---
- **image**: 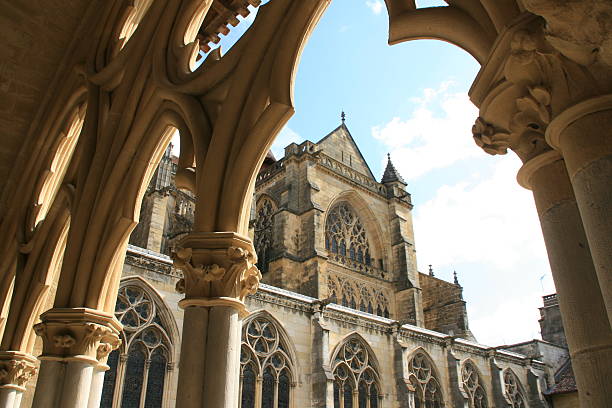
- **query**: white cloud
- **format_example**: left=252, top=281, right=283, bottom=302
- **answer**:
left=271, top=126, right=302, bottom=159
left=372, top=83, right=480, bottom=180
left=413, top=155, right=547, bottom=271
left=365, top=0, right=384, bottom=15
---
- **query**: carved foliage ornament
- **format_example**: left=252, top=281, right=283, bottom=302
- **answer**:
left=0, top=358, right=37, bottom=389
left=34, top=321, right=121, bottom=363
left=173, top=246, right=261, bottom=301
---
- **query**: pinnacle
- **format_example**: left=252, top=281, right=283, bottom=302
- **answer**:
left=381, top=153, right=406, bottom=184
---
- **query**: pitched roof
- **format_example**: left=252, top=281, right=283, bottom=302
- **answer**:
left=316, top=122, right=376, bottom=180
left=381, top=154, right=406, bottom=184
left=544, top=359, right=577, bottom=395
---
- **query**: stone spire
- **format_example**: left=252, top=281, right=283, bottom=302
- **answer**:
left=381, top=153, right=406, bottom=184
left=454, top=270, right=460, bottom=285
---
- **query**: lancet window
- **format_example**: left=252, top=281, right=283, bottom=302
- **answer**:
left=461, top=361, right=488, bottom=408
left=407, top=352, right=444, bottom=408
left=254, top=197, right=276, bottom=274
left=240, top=315, right=295, bottom=408
left=100, top=283, right=174, bottom=408
left=332, top=337, right=381, bottom=408
left=503, top=370, right=526, bottom=408
left=325, top=203, right=371, bottom=266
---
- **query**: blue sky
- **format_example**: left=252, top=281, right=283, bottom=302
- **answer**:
left=196, top=0, right=557, bottom=346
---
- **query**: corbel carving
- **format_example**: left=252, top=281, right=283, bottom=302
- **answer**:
left=0, top=353, right=38, bottom=390
left=472, top=117, right=511, bottom=155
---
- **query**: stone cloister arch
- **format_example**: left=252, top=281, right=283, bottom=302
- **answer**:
left=0, top=0, right=610, bottom=407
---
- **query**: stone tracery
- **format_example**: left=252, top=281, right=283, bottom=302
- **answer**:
left=326, top=203, right=371, bottom=266
left=100, top=283, right=174, bottom=408
left=407, top=351, right=444, bottom=408
left=240, top=315, right=294, bottom=408
left=253, top=197, right=276, bottom=274
left=503, top=369, right=526, bottom=408
left=461, top=361, right=488, bottom=408
left=332, top=337, right=380, bottom=408
left=327, top=274, right=390, bottom=318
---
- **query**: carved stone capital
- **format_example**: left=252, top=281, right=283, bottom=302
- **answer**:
left=471, top=15, right=612, bottom=170
left=34, top=308, right=122, bottom=365
left=0, top=352, right=37, bottom=391
left=172, top=232, right=262, bottom=305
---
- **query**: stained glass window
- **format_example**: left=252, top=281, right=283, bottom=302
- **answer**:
left=503, top=370, right=527, bottom=408
left=462, top=361, right=488, bottom=408
left=240, top=315, right=295, bottom=408
left=332, top=337, right=381, bottom=408
left=254, top=198, right=275, bottom=273
left=100, top=283, right=175, bottom=408
left=121, top=344, right=146, bottom=408
left=408, top=352, right=443, bottom=408
left=325, top=203, right=370, bottom=266
left=144, top=348, right=167, bottom=407
left=100, top=350, right=119, bottom=408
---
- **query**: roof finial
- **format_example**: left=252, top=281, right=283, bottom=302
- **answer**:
left=429, top=264, right=434, bottom=277
left=341, top=110, right=346, bottom=123
left=454, top=270, right=460, bottom=285
left=387, top=152, right=391, bottom=161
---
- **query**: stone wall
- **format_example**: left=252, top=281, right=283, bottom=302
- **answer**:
left=419, top=272, right=473, bottom=340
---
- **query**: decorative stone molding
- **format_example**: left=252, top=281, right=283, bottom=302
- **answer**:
left=0, top=352, right=37, bottom=391
left=172, top=232, right=262, bottom=305
left=34, top=308, right=122, bottom=365
left=471, top=16, right=612, bottom=172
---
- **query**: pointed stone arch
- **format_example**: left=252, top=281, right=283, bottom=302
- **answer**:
left=502, top=368, right=528, bottom=408
left=330, top=333, right=383, bottom=408
left=324, top=191, right=387, bottom=274
left=460, top=359, right=489, bottom=408
left=240, top=310, right=298, bottom=408
left=405, top=347, right=445, bottom=408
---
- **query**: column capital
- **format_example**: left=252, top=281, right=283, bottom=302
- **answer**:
left=33, top=308, right=122, bottom=365
left=470, top=14, right=612, bottom=184
left=172, top=232, right=262, bottom=313
left=0, top=351, right=37, bottom=391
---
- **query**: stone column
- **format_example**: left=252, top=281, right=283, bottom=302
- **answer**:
left=172, top=232, right=261, bottom=408
left=517, top=152, right=612, bottom=407
left=0, top=352, right=37, bottom=408
left=87, top=362, right=109, bottom=408
left=31, top=308, right=121, bottom=408
left=546, top=97, right=612, bottom=325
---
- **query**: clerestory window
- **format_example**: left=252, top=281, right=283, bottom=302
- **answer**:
left=407, top=352, right=444, bottom=408
left=325, top=203, right=371, bottom=266
left=332, top=337, right=381, bottom=408
left=240, top=315, right=295, bottom=408
left=100, top=284, right=174, bottom=408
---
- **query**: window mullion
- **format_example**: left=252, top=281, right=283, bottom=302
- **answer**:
left=139, top=358, right=151, bottom=408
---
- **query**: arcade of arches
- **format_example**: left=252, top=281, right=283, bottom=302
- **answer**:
left=0, top=0, right=611, bottom=407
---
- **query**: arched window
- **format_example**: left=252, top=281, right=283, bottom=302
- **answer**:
left=407, top=351, right=444, bottom=408
left=100, top=283, right=175, bottom=408
left=254, top=197, right=276, bottom=273
left=240, top=315, right=295, bottom=408
left=503, top=370, right=527, bottom=408
left=332, top=337, right=381, bottom=408
left=325, top=203, right=371, bottom=266
left=461, top=361, right=488, bottom=408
